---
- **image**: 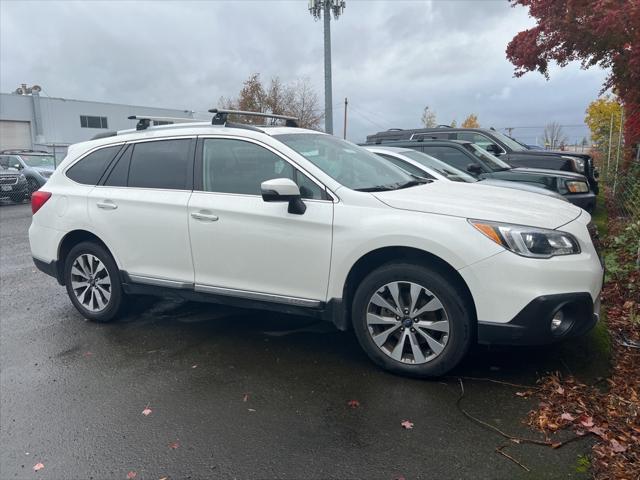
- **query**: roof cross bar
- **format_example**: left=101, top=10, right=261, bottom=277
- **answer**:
left=208, top=109, right=299, bottom=128
left=127, top=115, right=198, bottom=131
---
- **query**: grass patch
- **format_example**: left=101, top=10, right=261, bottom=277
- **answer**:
left=592, top=191, right=608, bottom=237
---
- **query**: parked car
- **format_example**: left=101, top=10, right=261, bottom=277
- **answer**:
left=364, top=146, right=569, bottom=202
left=0, top=163, right=29, bottom=202
left=362, top=139, right=595, bottom=211
left=0, top=150, right=57, bottom=194
left=365, top=127, right=599, bottom=194
left=29, top=110, right=603, bottom=377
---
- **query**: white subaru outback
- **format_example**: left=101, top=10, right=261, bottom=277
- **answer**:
left=29, top=110, right=603, bottom=377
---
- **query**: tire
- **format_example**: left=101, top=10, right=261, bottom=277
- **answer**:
left=64, top=241, right=126, bottom=322
left=351, top=263, right=473, bottom=378
left=27, top=178, right=39, bottom=194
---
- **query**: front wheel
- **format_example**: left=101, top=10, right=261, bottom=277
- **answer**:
left=352, top=263, right=473, bottom=377
left=27, top=178, right=40, bottom=194
left=64, top=241, right=126, bottom=322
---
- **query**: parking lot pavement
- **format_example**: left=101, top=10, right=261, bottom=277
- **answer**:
left=1, top=202, right=597, bottom=479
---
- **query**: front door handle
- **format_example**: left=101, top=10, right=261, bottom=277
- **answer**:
left=191, top=211, right=219, bottom=222
left=97, top=200, right=117, bottom=210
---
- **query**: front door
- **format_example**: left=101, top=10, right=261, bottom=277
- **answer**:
left=188, top=137, right=333, bottom=304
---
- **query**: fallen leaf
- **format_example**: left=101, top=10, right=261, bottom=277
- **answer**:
left=248, top=408, right=256, bottom=412
left=347, top=399, right=360, bottom=408
left=191, top=364, right=197, bottom=369
left=515, top=391, right=528, bottom=397
left=580, top=416, right=594, bottom=428
left=168, top=441, right=179, bottom=449
left=159, top=477, right=168, bottom=480
left=126, top=472, right=137, bottom=479
left=243, top=393, right=249, bottom=402
left=610, top=439, right=627, bottom=453
left=142, top=407, right=152, bottom=417
left=556, top=386, right=565, bottom=395
left=401, top=420, right=414, bottom=430
left=588, top=426, right=607, bottom=439
left=33, top=463, right=44, bottom=472
left=561, top=412, right=575, bottom=421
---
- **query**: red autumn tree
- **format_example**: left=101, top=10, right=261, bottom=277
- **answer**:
left=506, top=0, right=640, bottom=160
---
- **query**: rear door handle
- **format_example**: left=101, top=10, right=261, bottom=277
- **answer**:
left=97, top=200, right=117, bottom=210
left=191, top=211, right=219, bottom=222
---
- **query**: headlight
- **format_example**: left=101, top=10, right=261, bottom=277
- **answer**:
left=469, top=220, right=581, bottom=258
left=562, top=156, right=585, bottom=173
left=566, top=180, right=589, bottom=193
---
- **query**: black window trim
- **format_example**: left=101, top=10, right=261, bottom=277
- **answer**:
left=193, top=135, right=337, bottom=202
left=64, top=142, right=126, bottom=186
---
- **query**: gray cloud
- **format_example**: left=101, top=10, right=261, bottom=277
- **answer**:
left=1, top=0, right=608, bottom=143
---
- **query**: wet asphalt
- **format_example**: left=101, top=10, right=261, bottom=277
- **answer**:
left=1, top=202, right=601, bottom=480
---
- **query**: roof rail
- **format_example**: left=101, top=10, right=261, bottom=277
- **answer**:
left=0, top=148, right=49, bottom=154
left=208, top=109, right=299, bottom=128
left=127, top=115, right=199, bottom=131
left=436, top=124, right=452, bottom=128
left=91, top=131, right=118, bottom=140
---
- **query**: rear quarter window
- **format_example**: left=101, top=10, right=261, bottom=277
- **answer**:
left=66, top=145, right=123, bottom=185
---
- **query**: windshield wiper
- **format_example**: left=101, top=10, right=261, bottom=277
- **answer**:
left=354, top=185, right=397, bottom=192
left=393, top=177, right=432, bottom=190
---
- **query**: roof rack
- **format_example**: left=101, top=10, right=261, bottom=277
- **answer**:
left=0, top=149, right=49, bottom=154
left=127, top=115, right=200, bottom=131
left=208, top=109, right=299, bottom=128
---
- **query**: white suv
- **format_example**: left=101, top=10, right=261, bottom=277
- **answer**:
left=29, top=110, right=603, bottom=377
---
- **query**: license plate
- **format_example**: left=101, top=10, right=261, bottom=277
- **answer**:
left=1, top=185, right=12, bottom=191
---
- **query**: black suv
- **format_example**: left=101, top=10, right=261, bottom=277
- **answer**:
left=365, top=127, right=599, bottom=194
left=360, top=139, right=596, bottom=211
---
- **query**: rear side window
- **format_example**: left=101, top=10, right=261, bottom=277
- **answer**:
left=127, top=139, right=191, bottom=190
left=66, top=145, right=122, bottom=185
left=103, top=145, right=132, bottom=187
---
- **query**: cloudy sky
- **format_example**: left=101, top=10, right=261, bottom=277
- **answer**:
left=1, top=0, right=609, bottom=143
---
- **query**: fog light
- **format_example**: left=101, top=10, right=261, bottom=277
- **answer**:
left=551, top=310, right=564, bottom=332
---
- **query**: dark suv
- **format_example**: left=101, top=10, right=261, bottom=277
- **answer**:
left=360, top=139, right=596, bottom=211
left=365, top=127, right=599, bottom=194
left=0, top=150, right=57, bottom=194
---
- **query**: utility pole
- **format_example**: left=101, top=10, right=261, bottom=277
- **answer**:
left=613, top=106, right=624, bottom=196
left=309, top=0, right=346, bottom=135
left=606, top=112, right=614, bottom=175
left=343, top=97, right=348, bottom=139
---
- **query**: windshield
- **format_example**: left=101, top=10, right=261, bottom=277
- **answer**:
left=463, top=144, right=512, bottom=172
left=21, top=154, right=56, bottom=168
left=400, top=150, right=476, bottom=183
left=489, top=130, right=527, bottom=152
left=275, top=133, right=416, bottom=191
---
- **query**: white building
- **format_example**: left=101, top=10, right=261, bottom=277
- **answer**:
left=0, top=86, right=205, bottom=160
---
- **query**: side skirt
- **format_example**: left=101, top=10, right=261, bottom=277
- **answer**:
left=120, top=272, right=348, bottom=330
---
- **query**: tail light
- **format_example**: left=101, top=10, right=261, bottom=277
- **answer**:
left=31, top=191, right=52, bottom=214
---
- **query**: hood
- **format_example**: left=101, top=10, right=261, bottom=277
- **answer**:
left=479, top=178, right=568, bottom=201
left=372, top=181, right=582, bottom=229
left=510, top=167, right=588, bottom=181
left=33, top=166, right=54, bottom=176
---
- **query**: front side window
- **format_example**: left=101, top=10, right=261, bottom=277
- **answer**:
left=461, top=144, right=511, bottom=172
left=401, top=151, right=476, bottom=183
left=376, top=153, right=434, bottom=179
left=127, top=139, right=191, bottom=190
left=275, top=134, right=413, bottom=191
left=66, top=145, right=123, bottom=185
left=200, top=138, right=325, bottom=199
left=80, top=115, right=108, bottom=129
left=420, top=146, right=478, bottom=173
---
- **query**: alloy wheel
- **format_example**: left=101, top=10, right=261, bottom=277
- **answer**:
left=366, top=281, right=450, bottom=364
left=70, top=254, right=112, bottom=312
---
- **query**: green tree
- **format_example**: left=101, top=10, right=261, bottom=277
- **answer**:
left=421, top=106, right=437, bottom=128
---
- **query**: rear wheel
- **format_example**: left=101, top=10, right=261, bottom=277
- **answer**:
left=64, top=241, right=126, bottom=322
left=352, top=263, right=473, bottom=377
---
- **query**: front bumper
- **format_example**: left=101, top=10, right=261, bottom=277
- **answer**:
left=565, top=192, right=596, bottom=212
left=0, top=181, right=29, bottom=199
left=477, top=292, right=599, bottom=345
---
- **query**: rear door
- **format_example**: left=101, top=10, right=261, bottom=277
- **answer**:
left=188, top=137, right=333, bottom=303
left=87, top=137, right=195, bottom=285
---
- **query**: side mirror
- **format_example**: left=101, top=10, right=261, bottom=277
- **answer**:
left=261, top=178, right=306, bottom=215
left=466, top=163, right=483, bottom=175
left=485, top=144, right=501, bottom=155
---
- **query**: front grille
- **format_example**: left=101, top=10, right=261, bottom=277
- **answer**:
left=587, top=221, right=603, bottom=266
left=0, top=175, right=18, bottom=185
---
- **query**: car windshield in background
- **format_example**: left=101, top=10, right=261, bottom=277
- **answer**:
left=400, top=150, right=477, bottom=183
left=275, top=133, right=416, bottom=191
left=489, top=130, right=527, bottom=152
left=464, top=144, right=512, bottom=172
left=21, top=155, right=56, bottom=168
